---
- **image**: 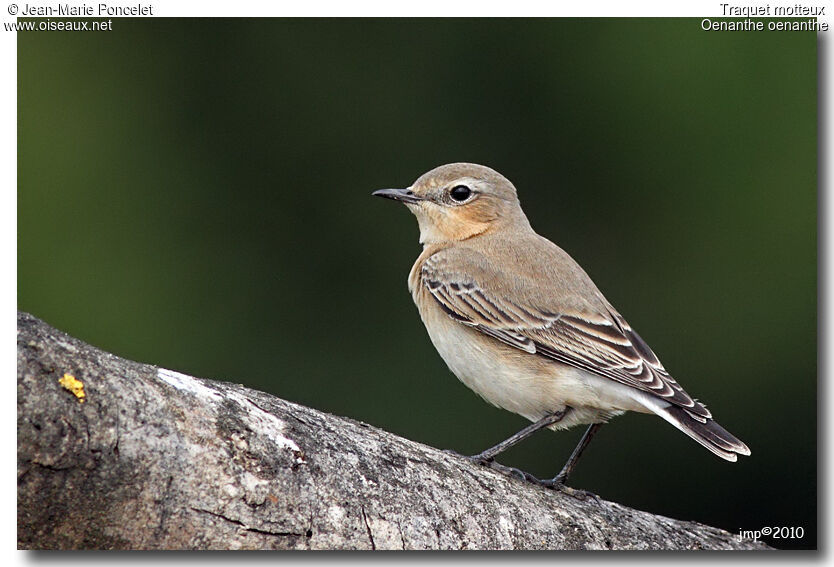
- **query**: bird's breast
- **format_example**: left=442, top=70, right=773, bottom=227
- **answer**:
left=407, top=250, right=645, bottom=428
left=412, top=284, right=591, bottom=425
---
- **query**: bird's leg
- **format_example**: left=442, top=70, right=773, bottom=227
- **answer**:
left=449, top=409, right=571, bottom=481
left=470, top=408, right=570, bottom=463
left=446, top=411, right=603, bottom=500
left=541, top=422, right=604, bottom=489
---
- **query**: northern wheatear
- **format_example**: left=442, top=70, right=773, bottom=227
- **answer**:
left=373, top=162, right=750, bottom=492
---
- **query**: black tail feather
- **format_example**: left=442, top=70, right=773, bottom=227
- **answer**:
left=663, top=405, right=751, bottom=461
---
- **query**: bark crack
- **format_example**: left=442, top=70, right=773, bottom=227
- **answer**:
left=191, top=507, right=304, bottom=538
left=396, top=518, right=407, bottom=550
left=360, top=505, right=376, bottom=550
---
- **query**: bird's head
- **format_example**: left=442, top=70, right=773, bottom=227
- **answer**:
left=373, top=163, right=531, bottom=245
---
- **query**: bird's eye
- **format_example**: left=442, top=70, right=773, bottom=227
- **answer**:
left=450, top=185, right=472, bottom=202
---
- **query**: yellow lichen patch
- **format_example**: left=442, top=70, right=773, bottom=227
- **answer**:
left=58, top=373, right=85, bottom=403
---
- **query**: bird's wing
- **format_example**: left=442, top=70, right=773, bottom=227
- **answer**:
left=421, top=250, right=712, bottom=421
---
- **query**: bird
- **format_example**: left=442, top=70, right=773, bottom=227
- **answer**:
left=372, top=162, right=750, bottom=493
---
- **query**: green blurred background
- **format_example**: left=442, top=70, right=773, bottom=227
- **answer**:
left=18, top=19, right=816, bottom=549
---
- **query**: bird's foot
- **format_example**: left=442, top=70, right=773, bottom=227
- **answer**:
left=444, top=449, right=599, bottom=501
left=538, top=475, right=600, bottom=502
left=445, top=450, right=537, bottom=483
left=477, top=459, right=540, bottom=483
left=442, top=448, right=497, bottom=467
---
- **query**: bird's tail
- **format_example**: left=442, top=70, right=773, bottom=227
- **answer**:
left=638, top=397, right=751, bottom=462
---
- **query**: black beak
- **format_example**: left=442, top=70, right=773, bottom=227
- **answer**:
left=371, top=188, right=423, bottom=205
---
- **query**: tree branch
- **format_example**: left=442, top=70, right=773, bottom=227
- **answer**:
left=17, top=312, right=768, bottom=550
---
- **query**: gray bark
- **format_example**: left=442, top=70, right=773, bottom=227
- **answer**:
left=17, top=311, right=768, bottom=550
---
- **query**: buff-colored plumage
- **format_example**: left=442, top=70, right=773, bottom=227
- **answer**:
left=374, top=163, right=750, bottom=462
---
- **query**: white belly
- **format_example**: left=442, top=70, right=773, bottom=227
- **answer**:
left=418, top=300, right=653, bottom=430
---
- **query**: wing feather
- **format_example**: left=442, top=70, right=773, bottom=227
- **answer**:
left=421, top=255, right=711, bottom=418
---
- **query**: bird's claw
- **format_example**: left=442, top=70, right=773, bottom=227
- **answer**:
left=540, top=478, right=600, bottom=502
left=482, top=460, right=534, bottom=482
left=464, top=454, right=540, bottom=483
left=442, top=449, right=493, bottom=466
left=444, top=449, right=598, bottom=501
